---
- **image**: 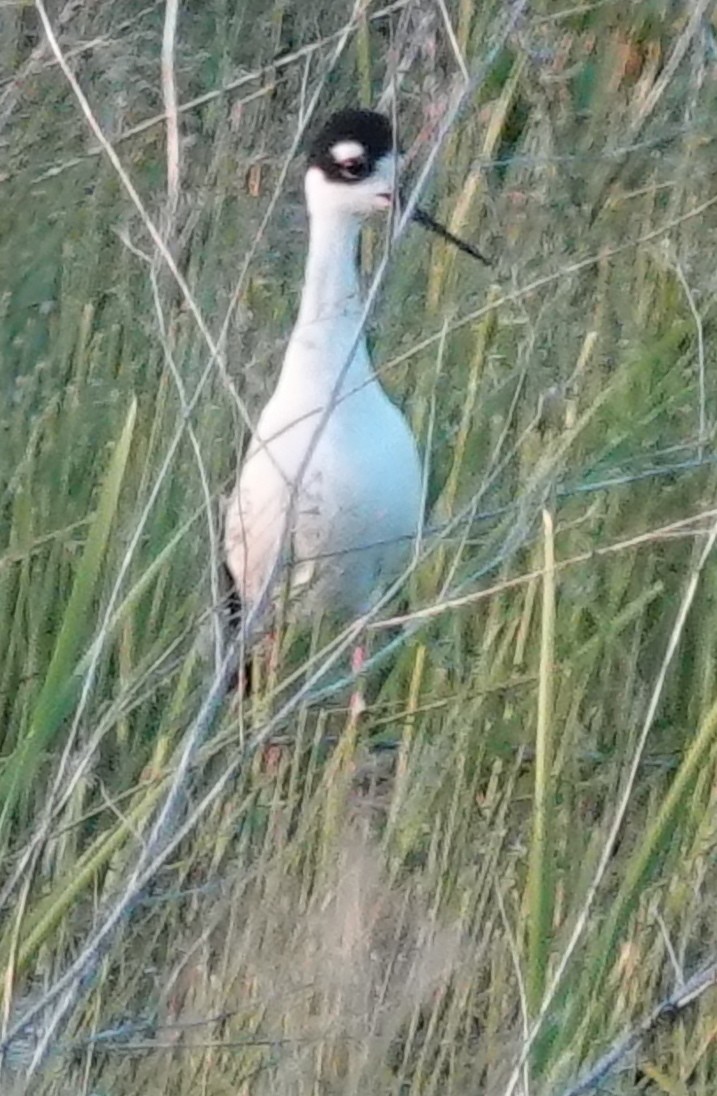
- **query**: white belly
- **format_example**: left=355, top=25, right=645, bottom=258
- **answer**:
left=225, top=386, right=423, bottom=620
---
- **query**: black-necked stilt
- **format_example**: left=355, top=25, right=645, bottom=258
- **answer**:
left=224, top=108, right=487, bottom=701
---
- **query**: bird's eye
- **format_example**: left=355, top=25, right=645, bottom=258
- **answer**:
left=338, top=157, right=369, bottom=181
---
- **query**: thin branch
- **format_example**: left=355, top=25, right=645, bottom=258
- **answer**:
left=160, top=0, right=181, bottom=232
left=435, top=0, right=469, bottom=84
left=556, top=959, right=717, bottom=1096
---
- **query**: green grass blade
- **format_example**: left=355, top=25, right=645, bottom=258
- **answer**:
left=526, top=508, right=557, bottom=1026
left=0, top=398, right=137, bottom=833
left=567, top=689, right=717, bottom=1057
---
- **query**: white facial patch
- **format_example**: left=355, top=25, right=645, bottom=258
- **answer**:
left=330, top=139, right=366, bottom=164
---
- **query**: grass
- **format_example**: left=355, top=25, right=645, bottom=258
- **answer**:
left=2, top=0, right=717, bottom=1092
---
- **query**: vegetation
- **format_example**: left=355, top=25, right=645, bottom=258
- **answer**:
left=2, top=0, right=717, bottom=1092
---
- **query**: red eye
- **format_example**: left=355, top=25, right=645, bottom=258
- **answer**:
left=338, top=157, right=369, bottom=180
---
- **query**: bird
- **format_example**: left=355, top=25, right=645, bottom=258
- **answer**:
left=223, top=108, right=488, bottom=699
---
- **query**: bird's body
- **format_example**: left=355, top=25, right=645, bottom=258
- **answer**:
left=225, top=374, right=423, bottom=620
left=225, top=110, right=423, bottom=629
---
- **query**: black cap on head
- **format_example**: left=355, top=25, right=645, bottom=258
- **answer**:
left=304, top=107, right=491, bottom=263
left=307, top=108, right=395, bottom=183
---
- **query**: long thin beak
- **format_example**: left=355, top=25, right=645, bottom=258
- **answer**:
left=411, top=206, right=491, bottom=265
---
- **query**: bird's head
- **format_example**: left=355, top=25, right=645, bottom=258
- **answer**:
left=304, top=108, right=399, bottom=219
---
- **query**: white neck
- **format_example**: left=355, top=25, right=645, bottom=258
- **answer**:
left=277, top=208, right=375, bottom=395
left=296, top=211, right=362, bottom=327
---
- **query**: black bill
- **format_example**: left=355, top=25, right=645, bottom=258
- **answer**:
left=412, top=207, right=490, bottom=265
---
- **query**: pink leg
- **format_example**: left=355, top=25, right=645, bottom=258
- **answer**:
left=351, top=645, right=366, bottom=675
left=349, top=644, right=367, bottom=720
